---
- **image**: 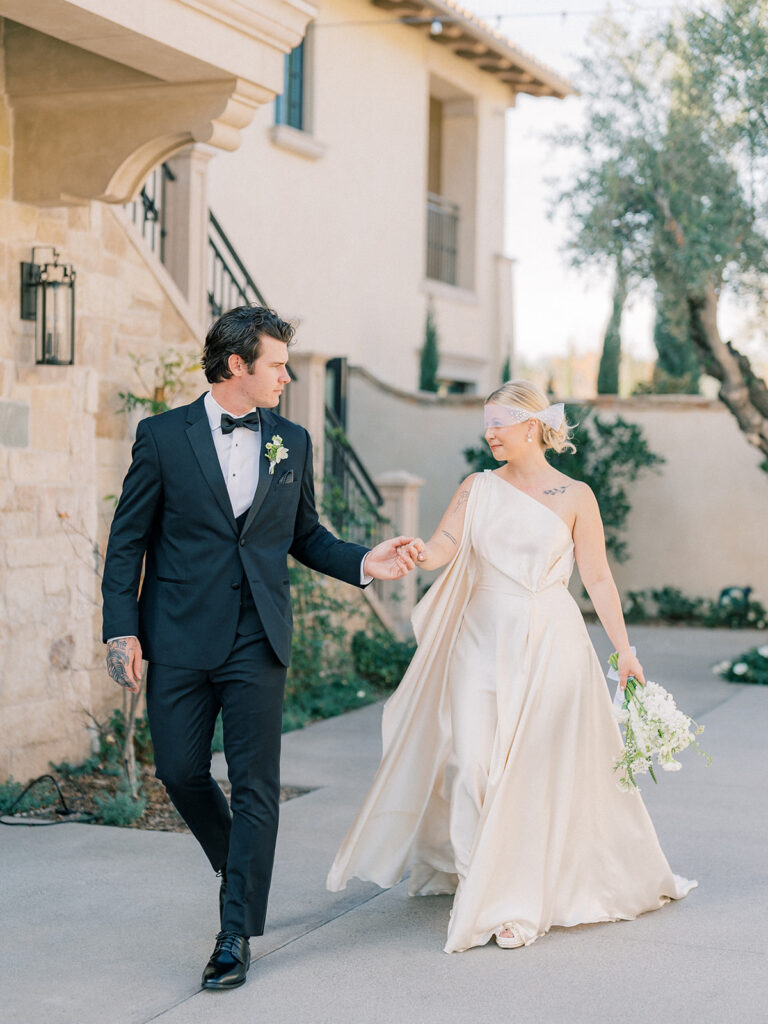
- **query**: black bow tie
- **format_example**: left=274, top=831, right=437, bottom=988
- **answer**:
left=220, top=411, right=261, bottom=435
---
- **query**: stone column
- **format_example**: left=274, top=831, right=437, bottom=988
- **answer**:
left=495, top=253, right=516, bottom=379
left=287, top=351, right=329, bottom=483
left=164, top=144, right=215, bottom=331
left=375, top=470, right=425, bottom=632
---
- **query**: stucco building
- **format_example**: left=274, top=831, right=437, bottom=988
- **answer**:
left=0, top=0, right=570, bottom=781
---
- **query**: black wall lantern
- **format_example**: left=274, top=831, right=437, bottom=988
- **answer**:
left=20, top=247, right=76, bottom=365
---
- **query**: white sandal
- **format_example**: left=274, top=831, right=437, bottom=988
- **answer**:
left=494, top=923, right=525, bottom=949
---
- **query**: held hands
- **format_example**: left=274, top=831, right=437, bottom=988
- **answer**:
left=618, top=648, right=646, bottom=691
left=363, top=536, right=424, bottom=580
left=106, top=636, right=143, bottom=694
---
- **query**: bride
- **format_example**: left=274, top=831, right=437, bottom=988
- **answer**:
left=327, top=380, right=695, bottom=952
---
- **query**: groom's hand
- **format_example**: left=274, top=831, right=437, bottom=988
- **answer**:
left=363, top=536, right=420, bottom=580
left=106, top=636, right=143, bottom=694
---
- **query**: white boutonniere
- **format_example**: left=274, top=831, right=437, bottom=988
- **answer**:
left=265, top=434, right=289, bottom=474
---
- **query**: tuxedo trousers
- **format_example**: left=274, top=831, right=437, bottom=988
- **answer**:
left=146, top=620, right=286, bottom=937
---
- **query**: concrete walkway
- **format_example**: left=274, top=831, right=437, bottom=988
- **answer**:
left=2, top=626, right=767, bottom=1024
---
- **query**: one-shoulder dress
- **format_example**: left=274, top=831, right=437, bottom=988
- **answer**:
left=327, top=472, right=695, bottom=952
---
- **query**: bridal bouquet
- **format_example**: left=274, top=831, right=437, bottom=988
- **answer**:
left=608, top=652, right=710, bottom=791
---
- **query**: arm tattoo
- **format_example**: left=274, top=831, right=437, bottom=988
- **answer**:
left=106, top=639, right=133, bottom=689
left=441, top=530, right=458, bottom=546
left=543, top=485, right=570, bottom=496
left=452, top=490, right=469, bottom=514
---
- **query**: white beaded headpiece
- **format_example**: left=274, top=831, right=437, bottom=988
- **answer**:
left=484, top=402, right=565, bottom=431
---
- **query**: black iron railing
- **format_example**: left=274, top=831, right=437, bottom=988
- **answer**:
left=324, top=406, right=387, bottom=548
left=207, top=211, right=268, bottom=319
left=126, top=163, right=176, bottom=264
left=426, top=191, right=459, bottom=286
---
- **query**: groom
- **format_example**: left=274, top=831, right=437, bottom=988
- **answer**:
left=101, top=305, right=416, bottom=990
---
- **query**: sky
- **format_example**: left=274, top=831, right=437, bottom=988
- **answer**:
left=459, top=1, right=697, bottom=364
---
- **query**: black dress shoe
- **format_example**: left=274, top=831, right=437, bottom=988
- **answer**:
left=201, top=931, right=250, bottom=991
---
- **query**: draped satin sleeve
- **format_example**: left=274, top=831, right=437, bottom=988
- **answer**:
left=326, top=474, right=483, bottom=892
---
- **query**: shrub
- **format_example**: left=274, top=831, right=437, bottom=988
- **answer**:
left=713, top=645, right=768, bottom=685
left=0, top=776, right=58, bottom=815
left=464, top=407, right=664, bottom=561
left=352, top=630, right=416, bottom=691
left=623, top=590, right=650, bottom=623
left=282, top=678, right=378, bottom=733
left=623, top=586, right=767, bottom=628
left=49, top=756, right=101, bottom=777
left=701, top=588, right=767, bottom=629
left=282, top=560, right=381, bottom=731
left=651, top=586, right=704, bottom=622
left=107, top=708, right=154, bottom=765
left=94, top=780, right=146, bottom=827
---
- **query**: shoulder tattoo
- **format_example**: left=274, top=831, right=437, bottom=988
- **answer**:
left=543, top=485, right=570, bottom=496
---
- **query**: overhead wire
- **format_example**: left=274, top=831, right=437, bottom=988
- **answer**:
left=311, top=5, right=686, bottom=30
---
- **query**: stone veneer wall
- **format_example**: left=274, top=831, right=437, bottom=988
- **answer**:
left=0, top=24, right=205, bottom=782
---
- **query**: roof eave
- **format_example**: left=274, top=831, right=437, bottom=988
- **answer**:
left=369, top=0, right=575, bottom=100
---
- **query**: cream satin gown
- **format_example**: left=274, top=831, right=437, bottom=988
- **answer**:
left=327, top=471, right=695, bottom=952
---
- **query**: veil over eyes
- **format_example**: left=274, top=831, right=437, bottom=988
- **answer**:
left=483, top=402, right=565, bottom=431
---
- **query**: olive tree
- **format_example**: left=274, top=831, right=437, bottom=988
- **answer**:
left=554, top=5, right=768, bottom=461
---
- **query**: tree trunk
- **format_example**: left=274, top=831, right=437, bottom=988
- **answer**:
left=122, top=688, right=141, bottom=799
left=653, top=267, right=700, bottom=391
left=688, top=281, right=768, bottom=463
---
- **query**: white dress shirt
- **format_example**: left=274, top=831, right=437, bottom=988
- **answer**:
left=205, top=391, right=261, bottom=517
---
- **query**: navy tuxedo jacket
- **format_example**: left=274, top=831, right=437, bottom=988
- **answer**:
left=101, top=394, right=369, bottom=668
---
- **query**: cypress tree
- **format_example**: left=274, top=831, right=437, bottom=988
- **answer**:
left=596, top=268, right=626, bottom=394
left=420, top=305, right=439, bottom=392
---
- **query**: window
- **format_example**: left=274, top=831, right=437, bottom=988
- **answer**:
left=425, top=78, right=478, bottom=290
left=275, top=42, right=305, bottom=131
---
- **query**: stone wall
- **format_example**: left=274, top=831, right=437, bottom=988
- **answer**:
left=0, top=27, right=205, bottom=781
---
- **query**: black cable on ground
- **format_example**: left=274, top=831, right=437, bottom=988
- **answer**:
left=0, top=773, right=96, bottom=826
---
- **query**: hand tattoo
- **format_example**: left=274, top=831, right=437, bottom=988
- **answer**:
left=543, top=485, right=570, bottom=495
left=441, top=530, right=458, bottom=546
left=106, top=639, right=134, bottom=689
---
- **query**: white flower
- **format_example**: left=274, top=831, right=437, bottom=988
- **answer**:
left=611, top=668, right=708, bottom=792
left=732, top=662, right=749, bottom=676
left=356, top=689, right=366, bottom=699
left=712, top=661, right=730, bottom=675
left=265, top=434, right=289, bottom=475
left=757, top=645, right=768, bottom=658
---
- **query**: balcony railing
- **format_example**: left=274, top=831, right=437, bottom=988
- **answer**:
left=324, top=406, right=387, bottom=549
left=125, top=163, right=176, bottom=264
left=426, top=192, right=459, bottom=286
left=207, top=211, right=268, bottom=319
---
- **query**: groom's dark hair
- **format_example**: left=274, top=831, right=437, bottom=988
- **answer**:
left=202, top=305, right=296, bottom=383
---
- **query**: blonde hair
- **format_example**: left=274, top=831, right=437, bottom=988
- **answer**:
left=486, top=379, right=576, bottom=454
